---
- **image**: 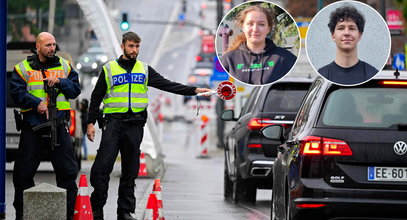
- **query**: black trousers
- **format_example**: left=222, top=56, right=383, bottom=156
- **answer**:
left=13, top=124, right=79, bottom=220
left=90, top=118, right=144, bottom=214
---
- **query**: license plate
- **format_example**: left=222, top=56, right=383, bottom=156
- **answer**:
left=368, top=166, right=407, bottom=182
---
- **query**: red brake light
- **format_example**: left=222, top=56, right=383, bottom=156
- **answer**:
left=247, top=118, right=272, bottom=130
left=300, top=136, right=322, bottom=155
left=323, top=138, right=353, bottom=156
left=247, top=118, right=288, bottom=130
left=247, top=144, right=262, bottom=148
left=300, top=136, right=353, bottom=156
left=188, top=76, right=197, bottom=83
left=195, top=55, right=203, bottom=62
left=379, top=80, right=407, bottom=86
left=296, top=203, right=326, bottom=208
left=69, top=110, right=76, bottom=136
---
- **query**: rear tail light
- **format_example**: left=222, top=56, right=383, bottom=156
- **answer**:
left=195, top=55, right=203, bottom=62
left=300, top=136, right=353, bottom=156
left=188, top=76, right=197, bottom=83
left=247, top=144, right=262, bottom=148
left=379, top=80, right=407, bottom=86
left=323, top=138, right=353, bottom=156
left=296, top=203, right=326, bottom=209
left=300, top=136, right=322, bottom=155
left=69, top=110, right=76, bottom=136
left=247, top=118, right=288, bottom=130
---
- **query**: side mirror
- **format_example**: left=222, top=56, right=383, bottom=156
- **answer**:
left=221, top=109, right=237, bottom=121
left=261, top=125, right=284, bottom=141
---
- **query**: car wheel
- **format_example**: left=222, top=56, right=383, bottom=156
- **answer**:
left=232, top=171, right=257, bottom=204
left=224, top=160, right=233, bottom=200
left=232, top=172, right=244, bottom=203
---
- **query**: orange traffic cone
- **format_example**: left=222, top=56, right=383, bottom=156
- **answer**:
left=139, top=152, right=149, bottom=177
left=152, top=179, right=165, bottom=220
left=74, top=174, right=93, bottom=220
left=144, top=194, right=158, bottom=220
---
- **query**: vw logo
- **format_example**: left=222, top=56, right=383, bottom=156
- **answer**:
left=394, top=141, right=407, bottom=156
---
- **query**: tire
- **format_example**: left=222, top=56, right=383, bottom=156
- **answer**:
left=232, top=172, right=244, bottom=203
left=232, top=172, right=257, bottom=204
left=224, top=160, right=233, bottom=200
left=232, top=151, right=257, bottom=204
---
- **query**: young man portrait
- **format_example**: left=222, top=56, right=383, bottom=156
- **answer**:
left=306, top=2, right=390, bottom=86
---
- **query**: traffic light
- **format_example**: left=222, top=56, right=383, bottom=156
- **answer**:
left=182, top=0, right=187, bottom=13
left=120, top=12, right=129, bottom=31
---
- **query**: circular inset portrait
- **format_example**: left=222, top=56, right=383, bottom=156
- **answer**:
left=306, top=0, right=391, bottom=86
left=216, top=1, right=300, bottom=86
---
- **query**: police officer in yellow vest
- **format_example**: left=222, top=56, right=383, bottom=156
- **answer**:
left=86, top=32, right=210, bottom=220
left=10, top=32, right=81, bottom=220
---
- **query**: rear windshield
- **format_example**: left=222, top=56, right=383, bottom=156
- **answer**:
left=263, top=83, right=310, bottom=112
left=321, top=88, right=407, bottom=128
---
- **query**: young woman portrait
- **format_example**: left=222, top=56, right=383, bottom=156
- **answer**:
left=217, top=1, right=300, bottom=85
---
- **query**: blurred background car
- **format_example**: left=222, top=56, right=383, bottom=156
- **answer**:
left=265, top=70, right=407, bottom=220
left=195, top=51, right=216, bottom=63
left=76, top=40, right=108, bottom=87
left=221, top=76, right=314, bottom=204
left=183, top=67, right=213, bottom=103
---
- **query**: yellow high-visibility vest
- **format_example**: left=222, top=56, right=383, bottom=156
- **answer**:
left=103, top=60, right=149, bottom=114
left=14, top=58, right=71, bottom=112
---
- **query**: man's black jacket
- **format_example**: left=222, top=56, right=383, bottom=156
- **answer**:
left=87, top=56, right=197, bottom=124
left=10, top=54, right=81, bottom=126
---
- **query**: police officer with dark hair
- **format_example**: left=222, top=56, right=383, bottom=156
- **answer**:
left=10, top=32, right=81, bottom=220
left=87, top=31, right=210, bottom=220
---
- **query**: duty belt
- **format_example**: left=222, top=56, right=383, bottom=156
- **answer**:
left=106, top=112, right=146, bottom=121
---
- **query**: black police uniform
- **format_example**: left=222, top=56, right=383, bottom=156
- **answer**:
left=87, top=56, right=197, bottom=217
left=10, top=54, right=81, bottom=220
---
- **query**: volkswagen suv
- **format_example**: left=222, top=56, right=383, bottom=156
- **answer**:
left=263, top=70, right=407, bottom=220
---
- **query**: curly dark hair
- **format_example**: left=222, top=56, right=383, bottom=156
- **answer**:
left=328, top=5, right=365, bottom=34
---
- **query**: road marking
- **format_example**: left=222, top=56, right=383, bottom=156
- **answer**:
left=239, top=203, right=270, bottom=218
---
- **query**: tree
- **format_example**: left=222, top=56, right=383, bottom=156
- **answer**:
left=7, top=0, right=64, bottom=41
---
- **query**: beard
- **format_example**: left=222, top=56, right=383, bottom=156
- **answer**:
left=39, top=49, right=55, bottom=60
left=124, top=50, right=138, bottom=61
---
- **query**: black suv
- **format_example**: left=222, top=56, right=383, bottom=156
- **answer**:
left=221, top=77, right=313, bottom=203
left=263, top=71, right=407, bottom=220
